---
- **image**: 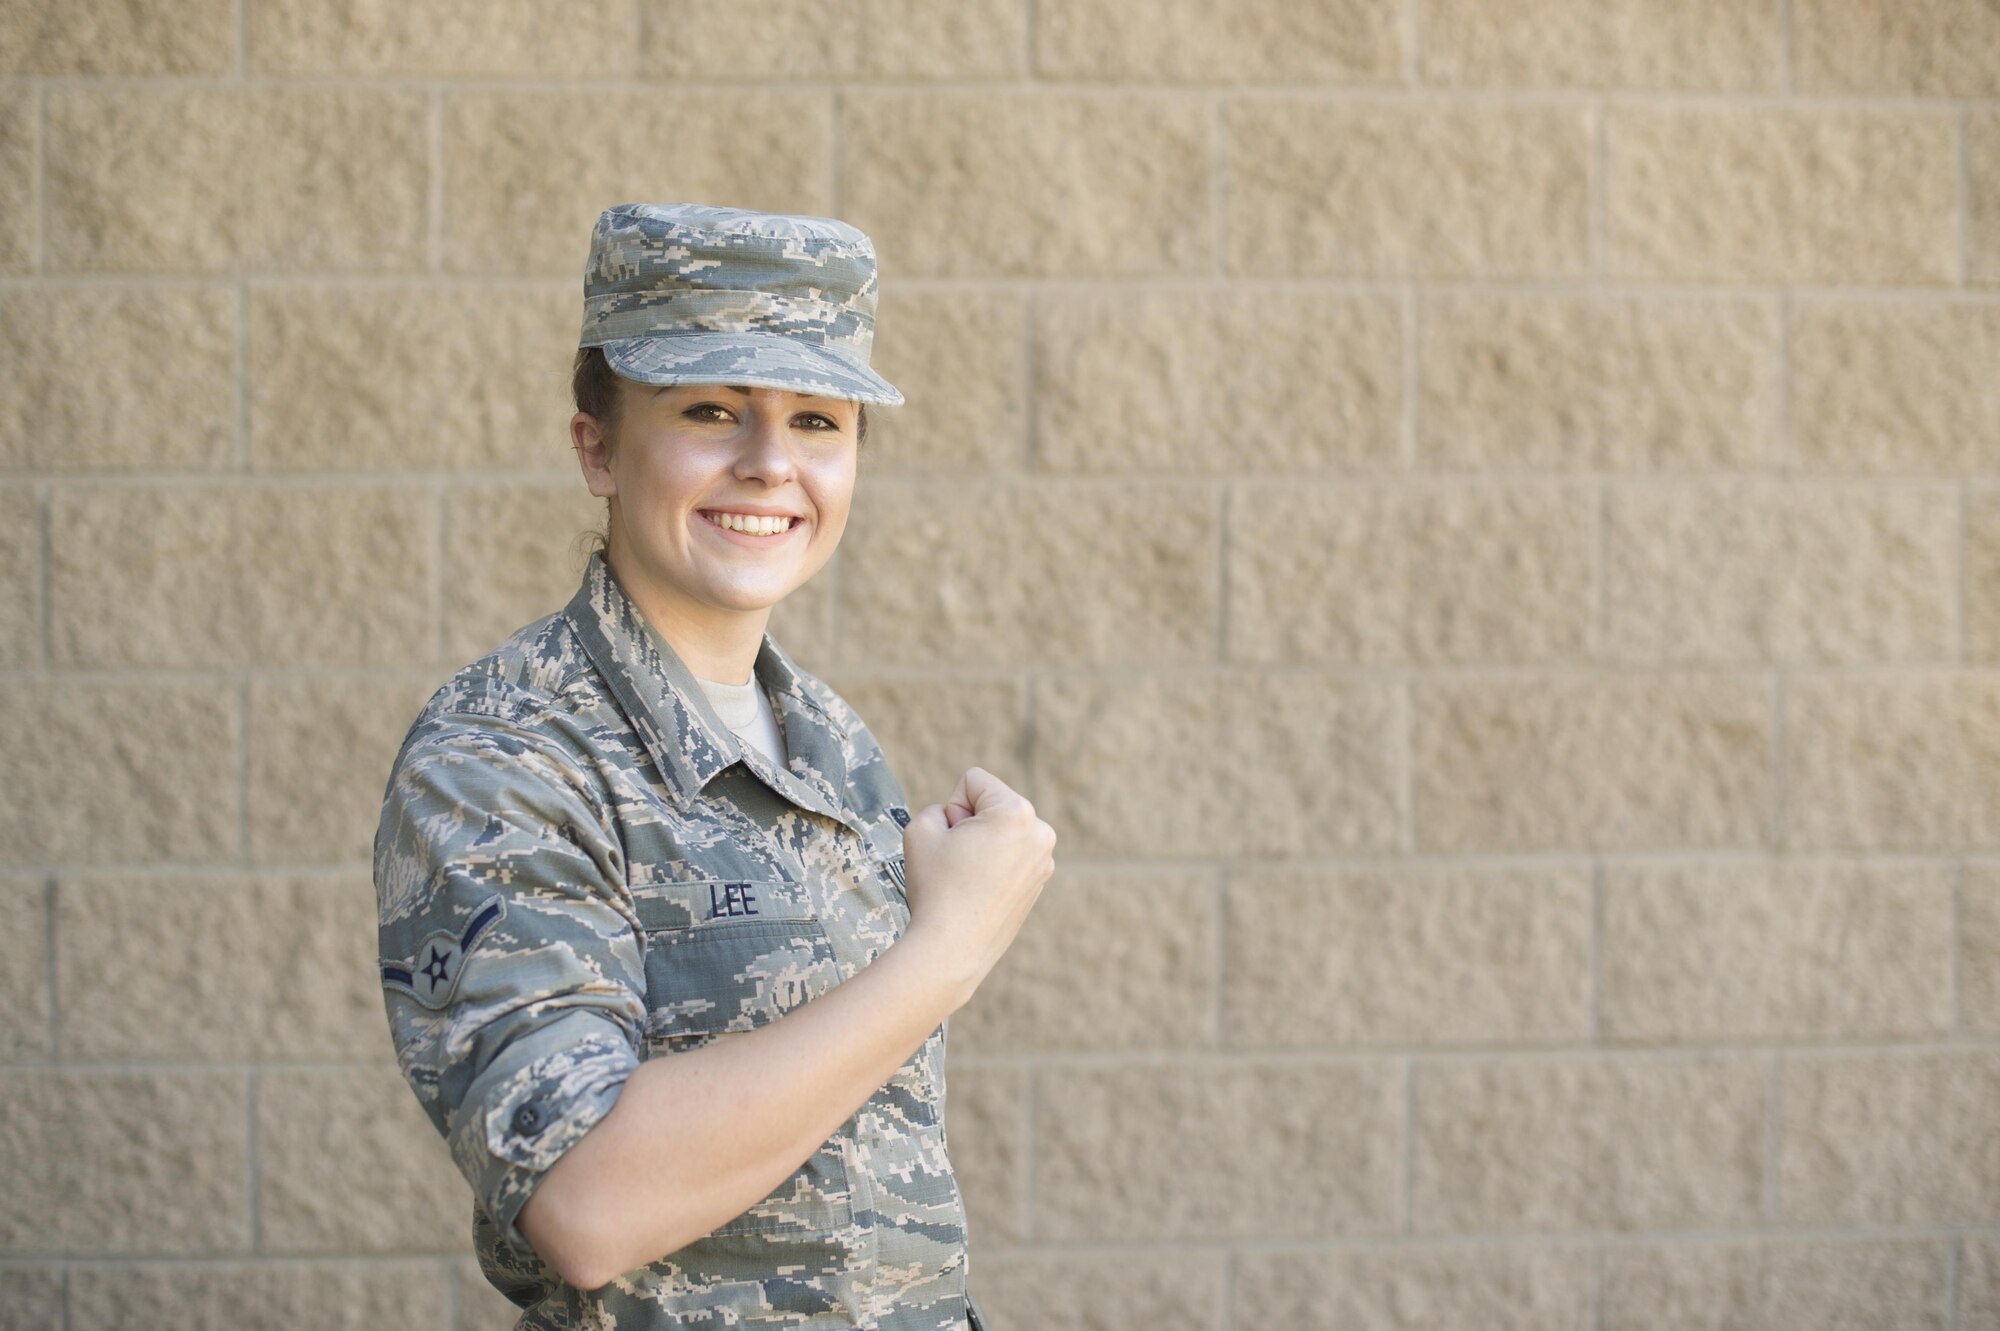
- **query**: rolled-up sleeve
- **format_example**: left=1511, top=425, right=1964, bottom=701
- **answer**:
left=373, top=685, right=646, bottom=1263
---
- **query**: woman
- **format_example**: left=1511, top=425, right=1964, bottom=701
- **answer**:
left=374, top=203, right=1053, bottom=1329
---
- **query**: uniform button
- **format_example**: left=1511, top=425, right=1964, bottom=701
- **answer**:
left=512, top=1102, right=545, bottom=1135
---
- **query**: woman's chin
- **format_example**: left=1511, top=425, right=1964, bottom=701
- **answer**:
left=695, top=576, right=799, bottom=615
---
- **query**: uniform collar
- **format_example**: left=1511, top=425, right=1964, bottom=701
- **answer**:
left=562, top=550, right=859, bottom=831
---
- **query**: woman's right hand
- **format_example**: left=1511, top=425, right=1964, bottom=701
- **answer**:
left=896, top=767, right=1056, bottom=1010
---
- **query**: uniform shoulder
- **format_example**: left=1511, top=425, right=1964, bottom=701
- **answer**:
left=409, top=609, right=604, bottom=737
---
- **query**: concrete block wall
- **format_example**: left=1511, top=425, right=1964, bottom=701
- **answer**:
left=2, top=1, right=1997, bottom=1328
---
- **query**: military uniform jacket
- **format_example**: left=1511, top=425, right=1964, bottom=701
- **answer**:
left=374, top=550, right=977, bottom=1329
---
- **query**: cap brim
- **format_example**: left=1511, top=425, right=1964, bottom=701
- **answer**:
left=599, top=331, right=904, bottom=407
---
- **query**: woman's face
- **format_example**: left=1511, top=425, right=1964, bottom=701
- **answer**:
left=576, top=380, right=860, bottom=629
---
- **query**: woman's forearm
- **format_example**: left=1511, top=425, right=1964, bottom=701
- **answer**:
left=518, top=930, right=970, bottom=1290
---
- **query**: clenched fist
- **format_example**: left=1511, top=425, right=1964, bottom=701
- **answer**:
left=895, top=767, right=1057, bottom=1012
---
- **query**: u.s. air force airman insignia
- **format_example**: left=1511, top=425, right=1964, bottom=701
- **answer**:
left=380, top=897, right=506, bottom=1010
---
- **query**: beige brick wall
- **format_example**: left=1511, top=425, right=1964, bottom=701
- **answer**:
left=3, top=2, right=1996, bottom=1328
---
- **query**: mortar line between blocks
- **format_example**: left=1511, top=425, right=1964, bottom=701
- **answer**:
left=60, top=1263, right=71, bottom=1331
left=1772, top=668, right=1787, bottom=854
left=1400, top=1058, right=1416, bottom=1234
left=238, top=675, right=252, bottom=863
left=48, top=1035, right=2000, bottom=1072
left=1590, top=859, right=1605, bottom=1043
left=1766, top=1054, right=1785, bottom=1223
left=1022, top=288, right=1039, bottom=472
left=428, top=88, right=445, bottom=274
left=246, top=1065, right=261, bottom=1252
left=1959, top=481, right=1969, bottom=666
left=1962, top=108, right=1973, bottom=287
left=1400, top=285, right=1417, bottom=471
left=34, top=85, right=47, bottom=272
left=1402, top=0, right=1421, bottom=85
left=1397, top=676, right=1414, bottom=855
left=1779, top=287, right=1799, bottom=470
left=234, top=282, right=249, bottom=469
left=46, top=467, right=2000, bottom=492
left=4, top=273, right=1995, bottom=299
left=44, top=874, right=59, bottom=1062
left=235, top=0, right=247, bottom=76
left=1212, top=867, right=1228, bottom=1051
left=1775, top=295, right=1800, bottom=711
left=1591, top=474, right=1608, bottom=663
left=9, top=1251, right=832, bottom=1271
left=22, top=1228, right=2000, bottom=1262
left=1589, top=99, right=1606, bottom=275
left=1210, top=96, right=1226, bottom=277
left=1946, top=1231, right=1961, bottom=1331
left=1588, top=1245, right=1604, bottom=1331
left=12, top=76, right=1999, bottom=110
left=37, top=483, right=50, bottom=671
left=1779, top=0, right=1794, bottom=95
left=829, top=88, right=843, bottom=217
left=1018, top=650, right=1039, bottom=1003
left=1214, top=485, right=1229, bottom=663
left=432, top=486, right=448, bottom=667
left=1951, top=861, right=1965, bottom=1033
left=1218, top=1247, right=1235, bottom=1331
left=747, top=1225, right=2000, bottom=1254
left=1022, top=1065, right=1038, bottom=1243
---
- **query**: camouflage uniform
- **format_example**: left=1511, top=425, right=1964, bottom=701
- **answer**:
left=375, top=550, right=984, bottom=1329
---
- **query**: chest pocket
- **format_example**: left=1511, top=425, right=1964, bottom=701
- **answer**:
left=633, top=876, right=852, bottom=1238
left=633, top=877, right=840, bottom=1049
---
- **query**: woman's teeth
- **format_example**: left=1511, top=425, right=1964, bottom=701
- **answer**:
left=702, top=511, right=796, bottom=536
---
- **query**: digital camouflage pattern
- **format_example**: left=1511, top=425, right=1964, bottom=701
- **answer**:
left=374, top=550, right=981, bottom=1329
left=577, top=202, right=906, bottom=406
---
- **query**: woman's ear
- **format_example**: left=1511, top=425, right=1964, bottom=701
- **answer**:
left=572, top=412, right=618, bottom=499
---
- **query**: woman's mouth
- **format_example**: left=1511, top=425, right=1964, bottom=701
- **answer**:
left=697, top=510, right=803, bottom=544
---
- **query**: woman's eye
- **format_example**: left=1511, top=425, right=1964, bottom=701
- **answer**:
left=683, top=403, right=842, bottom=433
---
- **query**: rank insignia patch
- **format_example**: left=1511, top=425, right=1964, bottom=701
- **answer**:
left=381, top=896, right=506, bottom=1010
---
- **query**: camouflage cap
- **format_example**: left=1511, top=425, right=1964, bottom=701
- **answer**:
left=577, top=202, right=904, bottom=406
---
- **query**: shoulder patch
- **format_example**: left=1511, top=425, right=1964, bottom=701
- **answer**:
left=381, top=896, right=507, bottom=1010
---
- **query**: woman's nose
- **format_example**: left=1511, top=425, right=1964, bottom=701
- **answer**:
left=736, top=407, right=798, bottom=476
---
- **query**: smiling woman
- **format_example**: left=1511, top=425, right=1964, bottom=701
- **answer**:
left=372, top=203, right=1048, bottom=1331
left=569, top=345, right=871, bottom=556
left=566, top=370, right=866, bottom=685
